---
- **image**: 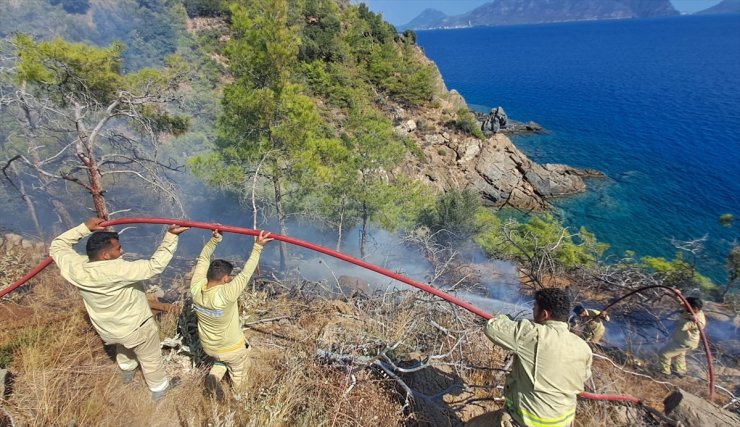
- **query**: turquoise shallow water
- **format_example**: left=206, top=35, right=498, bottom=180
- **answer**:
left=417, top=15, right=740, bottom=283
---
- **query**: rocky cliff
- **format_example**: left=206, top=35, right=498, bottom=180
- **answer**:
left=383, top=51, right=603, bottom=211
left=402, top=0, right=679, bottom=30
left=394, top=117, right=602, bottom=211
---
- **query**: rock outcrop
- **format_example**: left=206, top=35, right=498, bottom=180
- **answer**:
left=663, top=389, right=740, bottom=427
left=386, top=46, right=603, bottom=211
left=396, top=124, right=603, bottom=211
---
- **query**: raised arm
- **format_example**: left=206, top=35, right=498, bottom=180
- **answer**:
left=219, top=231, right=273, bottom=304
left=113, top=225, right=187, bottom=282
left=190, top=230, right=223, bottom=293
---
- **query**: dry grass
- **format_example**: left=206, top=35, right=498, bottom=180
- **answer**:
left=0, top=266, right=408, bottom=426
left=2, top=244, right=736, bottom=426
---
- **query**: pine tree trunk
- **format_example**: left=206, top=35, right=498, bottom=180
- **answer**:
left=360, top=202, right=368, bottom=259
left=272, top=165, right=288, bottom=271
left=11, top=163, right=44, bottom=240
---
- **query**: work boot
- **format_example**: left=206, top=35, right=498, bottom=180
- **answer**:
left=151, top=376, right=181, bottom=402
left=204, top=374, right=225, bottom=402
left=119, top=368, right=136, bottom=384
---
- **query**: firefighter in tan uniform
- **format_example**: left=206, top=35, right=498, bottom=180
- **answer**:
left=572, top=305, right=610, bottom=344
left=659, top=297, right=706, bottom=377
left=190, top=229, right=272, bottom=399
left=49, top=217, right=189, bottom=401
left=467, top=288, right=593, bottom=427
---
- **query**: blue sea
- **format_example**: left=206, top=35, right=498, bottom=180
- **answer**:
left=417, top=15, right=740, bottom=284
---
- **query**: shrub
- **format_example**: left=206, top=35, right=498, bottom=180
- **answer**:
left=419, top=189, right=482, bottom=243
left=455, top=108, right=485, bottom=139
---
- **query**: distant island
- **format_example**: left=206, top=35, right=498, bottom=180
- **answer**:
left=400, top=0, right=679, bottom=31
left=695, top=0, right=740, bottom=15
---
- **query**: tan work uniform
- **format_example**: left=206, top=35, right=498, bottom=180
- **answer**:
left=581, top=309, right=609, bottom=344
left=49, top=223, right=179, bottom=392
left=190, top=236, right=264, bottom=389
left=659, top=310, right=706, bottom=375
left=484, top=316, right=593, bottom=427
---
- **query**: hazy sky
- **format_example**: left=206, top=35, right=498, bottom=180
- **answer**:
left=357, top=0, right=725, bottom=26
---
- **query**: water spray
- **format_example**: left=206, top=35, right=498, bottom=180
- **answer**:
left=1, top=217, right=714, bottom=404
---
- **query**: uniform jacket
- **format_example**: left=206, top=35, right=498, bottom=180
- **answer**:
left=671, top=310, right=706, bottom=349
left=485, top=316, right=593, bottom=427
left=190, top=236, right=263, bottom=354
left=583, top=309, right=609, bottom=340
left=49, top=223, right=179, bottom=341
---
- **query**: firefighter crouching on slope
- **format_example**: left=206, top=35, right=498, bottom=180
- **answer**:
left=467, top=288, right=593, bottom=427
left=658, top=296, right=706, bottom=378
left=190, top=228, right=273, bottom=400
left=49, top=217, right=189, bottom=401
left=572, top=305, right=610, bottom=344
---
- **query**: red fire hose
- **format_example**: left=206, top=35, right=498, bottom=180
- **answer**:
left=4, top=216, right=704, bottom=405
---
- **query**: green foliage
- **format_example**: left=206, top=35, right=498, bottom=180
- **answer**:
left=356, top=3, right=397, bottom=44
left=364, top=43, right=435, bottom=106
left=298, top=0, right=345, bottom=63
left=383, top=60, right=436, bottom=106
left=14, top=36, right=189, bottom=133
left=454, top=108, right=485, bottom=139
left=473, top=208, right=504, bottom=253
left=2, top=0, right=183, bottom=71
left=338, top=4, right=435, bottom=106
left=370, top=177, right=434, bottom=231
left=227, top=1, right=300, bottom=90
left=419, top=189, right=482, bottom=243
left=300, top=61, right=364, bottom=109
left=402, top=29, right=417, bottom=44
left=477, top=213, right=608, bottom=268
left=14, top=34, right=124, bottom=105
left=641, top=254, right=717, bottom=293
left=188, top=152, right=244, bottom=188
left=147, top=110, right=190, bottom=136
left=90, top=0, right=182, bottom=70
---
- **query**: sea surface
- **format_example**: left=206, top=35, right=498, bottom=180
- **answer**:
left=417, top=15, right=740, bottom=284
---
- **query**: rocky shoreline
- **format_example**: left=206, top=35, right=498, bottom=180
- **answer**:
left=391, top=101, right=605, bottom=211
left=473, top=110, right=546, bottom=136
left=382, top=47, right=605, bottom=212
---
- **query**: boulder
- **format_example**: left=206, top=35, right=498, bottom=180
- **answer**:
left=455, top=139, right=481, bottom=164
left=663, top=389, right=740, bottom=427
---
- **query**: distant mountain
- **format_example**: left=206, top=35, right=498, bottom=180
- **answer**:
left=402, top=0, right=679, bottom=30
left=399, top=8, right=447, bottom=31
left=695, top=0, right=740, bottom=15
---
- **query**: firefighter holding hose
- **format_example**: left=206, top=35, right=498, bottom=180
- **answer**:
left=190, top=228, right=273, bottom=400
left=468, top=288, right=593, bottom=427
left=49, top=217, right=189, bottom=401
